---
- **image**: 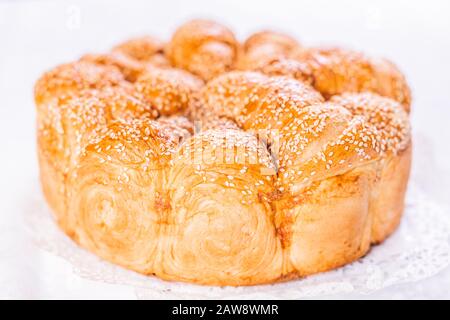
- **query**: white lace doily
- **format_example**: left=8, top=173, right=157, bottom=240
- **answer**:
left=23, top=180, right=450, bottom=299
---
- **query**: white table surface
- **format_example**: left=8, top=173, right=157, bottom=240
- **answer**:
left=0, top=0, right=449, bottom=299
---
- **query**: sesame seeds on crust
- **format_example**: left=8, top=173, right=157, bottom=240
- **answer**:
left=293, top=47, right=412, bottom=109
left=195, top=71, right=411, bottom=193
left=35, top=61, right=125, bottom=107
left=35, top=32, right=412, bottom=196
left=135, top=66, right=204, bottom=115
left=331, top=92, right=411, bottom=154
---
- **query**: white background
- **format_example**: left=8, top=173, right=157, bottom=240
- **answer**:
left=0, top=0, right=449, bottom=299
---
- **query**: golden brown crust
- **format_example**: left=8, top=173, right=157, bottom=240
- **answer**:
left=196, top=73, right=411, bottom=280
left=253, top=57, right=314, bottom=85
left=134, top=66, right=204, bottom=115
left=68, top=119, right=188, bottom=272
left=35, top=61, right=129, bottom=224
left=159, top=129, right=282, bottom=285
left=37, top=86, right=157, bottom=232
left=166, top=19, right=239, bottom=80
left=196, top=71, right=324, bottom=130
left=80, top=52, right=145, bottom=82
left=35, top=23, right=413, bottom=286
left=370, top=145, right=412, bottom=243
left=329, top=93, right=412, bottom=244
left=369, top=57, right=412, bottom=111
left=293, top=47, right=412, bottom=110
left=238, top=30, right=301, bottom=70
left=276, top=164, right=376, bottom=274
left=243, top=30, right=300, bottom=54
left=144, top=53, right=172, bottom=69
left=330, top=92, right=411, bottom=153
left=112, top=36, right=165, bottom=62
left=34, top=61, right=126, bottom=120
left=156, top=115, right=194, bottom=136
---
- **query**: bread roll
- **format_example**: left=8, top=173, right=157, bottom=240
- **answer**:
left=166, top=19, right=239, bottom=80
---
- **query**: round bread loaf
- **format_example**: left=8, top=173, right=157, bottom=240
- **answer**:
left=35, top=20, right=412, bottom=286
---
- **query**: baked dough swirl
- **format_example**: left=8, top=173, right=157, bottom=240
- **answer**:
left=35, top=20, right=412, bottom=286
